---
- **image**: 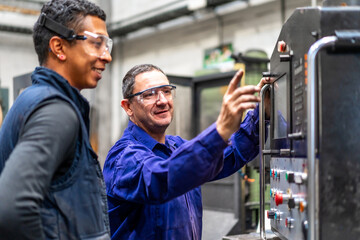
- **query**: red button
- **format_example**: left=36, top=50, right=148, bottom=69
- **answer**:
left=277, top=41, right=287, bottom=52
left=275, top=193, right=283, bottom=206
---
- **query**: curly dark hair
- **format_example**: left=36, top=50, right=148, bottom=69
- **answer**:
left=33, top=0, right=106, bottom=65
left=122, top=64, right=165, bottom=99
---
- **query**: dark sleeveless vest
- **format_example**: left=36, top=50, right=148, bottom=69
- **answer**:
left=0, top=67, right=110, bottom=239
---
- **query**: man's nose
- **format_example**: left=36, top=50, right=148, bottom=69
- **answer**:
left=156, top=91, right=168, bottom=104
left=100, top=50, right=112, bottom=63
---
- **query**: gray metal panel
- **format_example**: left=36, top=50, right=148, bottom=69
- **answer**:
left=318, top=45, right=360, bottom=240
left=269, top=158, right=308, bottom=240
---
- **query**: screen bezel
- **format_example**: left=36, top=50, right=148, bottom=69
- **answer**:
left=270, top=73, right=291, bottom=151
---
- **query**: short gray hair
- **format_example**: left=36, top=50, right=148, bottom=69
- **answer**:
left=122, top=64, right=165, bottom=99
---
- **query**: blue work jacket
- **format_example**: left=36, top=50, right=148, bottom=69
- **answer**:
left=0, top=67, right=110, bottom=239
left=103, top=108, right=261, bottom=240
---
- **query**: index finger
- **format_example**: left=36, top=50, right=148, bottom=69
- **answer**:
left=257, top=77, right=276, bottom=89
left=232, top=85, right=261, bottom=98
left=226, top=69, right=244, bottom=94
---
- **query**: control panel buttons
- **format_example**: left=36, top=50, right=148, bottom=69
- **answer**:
left=275, top=193, right=282, bottom=206
left=285, top=217, right=294, bottom=228
left=300, top=200, right=307, bottom=212
left=275, top=193, right=283, bottom=206
left=270, top=168, right=282, bottom=180
left=275, top=193, right=290, bottom=206
left=267, top=210, right=276, bottom=219
left=275, top=170, right=280, bottom=179
left=287, top=196, right=304, bottom=210
left=302, top=220, right=309, bottom=238
left=294, top=173, right=307, bottom=184
left=269, top=158, right=308, bottom=238
left=286, top=172, right=295, bottom=183
left=285, top=171, right=307, bottom=184
left=288, top=198, right=295, bottom=209
left=274, top=210, right=282, bottom=221
left=270, top=188, right=283, bottom=199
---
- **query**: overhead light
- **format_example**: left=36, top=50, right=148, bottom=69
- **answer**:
left=188, top=0, right=207, bottom=11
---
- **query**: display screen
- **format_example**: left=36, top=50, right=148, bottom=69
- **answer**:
left=273, top=74, right=288, bottom=139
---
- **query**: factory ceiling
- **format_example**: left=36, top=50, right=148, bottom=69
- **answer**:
left=0, top=0, right=242, bottom=36
left=0, top=0, right=45, bottom=13
left=0, top=0, right=44, bottom=33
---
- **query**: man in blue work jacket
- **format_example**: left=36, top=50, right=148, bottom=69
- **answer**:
left=103, top=64, right=272, bottom=240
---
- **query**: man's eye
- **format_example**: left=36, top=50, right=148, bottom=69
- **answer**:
left=163, top=89, right=172, bottom=95
left=89, top=39, right=104, bottom=49
left=142, top=91, right=156, bottom=99
left=93, top=41, right=103, bottom=49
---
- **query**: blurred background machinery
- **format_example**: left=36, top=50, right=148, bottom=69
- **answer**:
left=0, top=80, right=9, bottom=129
left=168, top=49, right=271, bottom=239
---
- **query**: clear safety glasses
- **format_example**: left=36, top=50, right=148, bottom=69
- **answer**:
left=77, top=31, right=113, bottom=58
left=127, top=84, right=176, bottom=105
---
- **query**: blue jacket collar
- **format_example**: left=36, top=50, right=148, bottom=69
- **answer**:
left=127, top=120, right=177, bottom=150
left=128, top=120, right=159, bottom=150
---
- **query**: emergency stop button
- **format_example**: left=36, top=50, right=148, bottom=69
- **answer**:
left=275, top=193, right=283, bottom=206
left=275, top=193, right=290, bottom=206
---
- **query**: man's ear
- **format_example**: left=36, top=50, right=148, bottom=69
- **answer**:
left=49, top=36, right=67, bottom=61
left=121, top=99, right=133, bottom=117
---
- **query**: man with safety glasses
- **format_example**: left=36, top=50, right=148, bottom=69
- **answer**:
left=0, top=0, right=112, bottom=239
left=103, top=64, right=272, bottom=240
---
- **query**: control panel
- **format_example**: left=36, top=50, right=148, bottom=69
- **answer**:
left=259, top=5, right=360, bottom=240
left=268, top=158, right=308, bottom=239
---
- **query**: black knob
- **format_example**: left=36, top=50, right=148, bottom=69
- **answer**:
left=267, top=210, right=275, bottom=219
left=288, top=198, right=295, bottom=209
left=287, top=172, right=295, bottom=183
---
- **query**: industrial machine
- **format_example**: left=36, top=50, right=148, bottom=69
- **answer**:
left=258, top=1, right=360, bottom=240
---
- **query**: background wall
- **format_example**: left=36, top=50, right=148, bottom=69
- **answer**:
left=108, top=0, right=313, bottom=158
left=0, top=0, right=317, bottom=163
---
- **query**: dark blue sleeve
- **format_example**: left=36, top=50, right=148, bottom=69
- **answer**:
left=0, top=100, right=78, bottom=240
left=104, top=124, right=228, bottom=204
left=212, top=106, right=261, bottom=180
